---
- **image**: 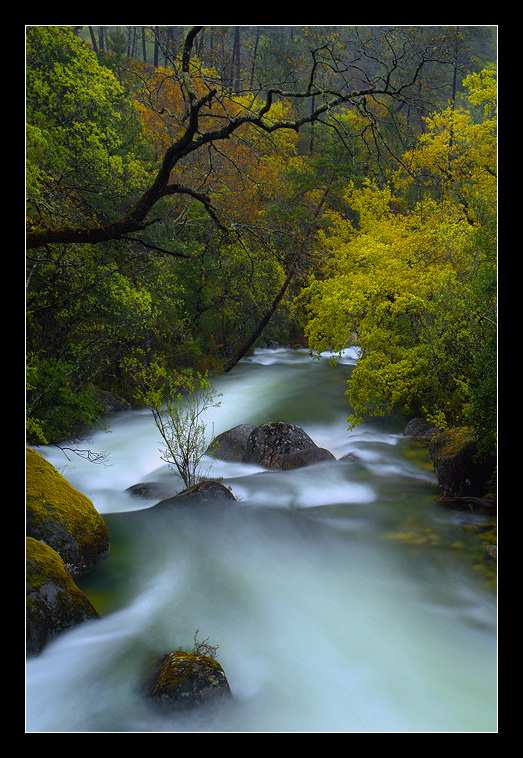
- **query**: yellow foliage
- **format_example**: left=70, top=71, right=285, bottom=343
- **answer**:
left=301, top=70, right=496, bottom=428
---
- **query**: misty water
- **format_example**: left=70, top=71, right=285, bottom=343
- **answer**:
left=25, top=347, right=497, bottom=732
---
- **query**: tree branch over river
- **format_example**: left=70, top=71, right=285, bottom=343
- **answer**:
left=26, top=25, right=457, bottom=250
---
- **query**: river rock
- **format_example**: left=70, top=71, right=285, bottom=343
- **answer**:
left=206, top=424, right=256, bottom=462
left=126, top=481, right=174, bottom=500
left=428, top=427, right=496, bottom=498
left=26, top=536, right=99, bottom=656
left=403, top=417, right=441, bottom=442
left=242, top=422, right=321, bottom=469
left=155, top=480, right=236, bottom=506
left=92, top=388, right=131, bottom=416
left=146, top=650, right=232, bottom=709
left=281, top=446, right=336, bottom=469
left=26, top=447, right=109, bottom=576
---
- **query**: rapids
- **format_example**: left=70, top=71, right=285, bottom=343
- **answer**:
left=25, top=347, right=497, bottom=732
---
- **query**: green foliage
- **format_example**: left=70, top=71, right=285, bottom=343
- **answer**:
left=26, top=27, right=496, bottom=455
left=26, top=355, right=100, bottom=445
left=26, top=26, right=148, bottom=234
left=133, top=362, right=222, bottom=489
left=26, top=239, right=173, bottom=442
left=300, top=69, right=497, bottom=454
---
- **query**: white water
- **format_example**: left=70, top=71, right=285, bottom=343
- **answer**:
left=26, top=348, right=497, bottom=732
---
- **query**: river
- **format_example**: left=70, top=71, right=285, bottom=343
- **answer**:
left=25, top=347, right=497, bottom=732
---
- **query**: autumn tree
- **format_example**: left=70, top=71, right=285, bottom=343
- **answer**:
left=27, top=25, right=462, bottom=251
left=301, top=68, right=497, bottom=452
left=26, top=25, right=482, bottom=444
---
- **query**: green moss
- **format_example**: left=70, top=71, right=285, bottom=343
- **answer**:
left=432, top=427, right=476, bottom=463
left=26, top=535, right=68, bottom=587
left=26, top=447, right=109, bottom=574
left=147, top=648, right=231, bottom=707
left=152, top=651, right=224, bottom=693
left=26, top=536, right=99, bottom=655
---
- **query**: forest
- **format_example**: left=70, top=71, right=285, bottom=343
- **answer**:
left=26, top=25, right=497, bottom=457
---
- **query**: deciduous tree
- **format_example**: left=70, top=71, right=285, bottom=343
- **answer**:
left=27, top=25, right=459, bottom=250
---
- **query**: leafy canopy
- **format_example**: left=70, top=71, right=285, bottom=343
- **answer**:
left=301, top=68, right=496, bottom=447
left=26, top=26, right=148, bottom=233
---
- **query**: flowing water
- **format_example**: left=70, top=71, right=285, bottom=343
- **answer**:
left=26, top=348, right=497, bottom=732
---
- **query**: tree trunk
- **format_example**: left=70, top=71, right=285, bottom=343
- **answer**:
left=233, top=26, right=241, bottom=94
left=88, top=27, right=98, bottom=53
left=222, top=257, right=299, bottom=373
left=142, top=27, right=147, bottom=62
left=249, top=27, right=260, bottom=89
left=222, top=177, right=334, bottom=373
left=153, top=27, right=159, bottom=68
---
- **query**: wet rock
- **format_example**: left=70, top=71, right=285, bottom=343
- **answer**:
left=26, top=537, right=99, bottom=656
left=242, top=422, right=320, bottom=469
left=26, top=447, right=109, bottom=576
left=281, top=446, right=336, bottom=470
left=207, top=421, right=336, bottom=471
left=126, top=481, right=173, bottom=500
left=428, top=427, right=496, bottom=498
left=155, top=480, right=236, bottom=506
left=206, top=424, right=256, bottom=462
left=92, top=388, right=131, bottom=416
left=403, top=417, right=441, bottom=442
left=338, top=451, right=360, bottom=463
left=146, top=650, right=232, bottom=709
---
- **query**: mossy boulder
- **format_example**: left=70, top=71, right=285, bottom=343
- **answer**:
left=146, top=650, right=231, bottom=709
left=175, top=480, right=236, bottom=501
left=428, top=427, right=496, bottom=497
left=155, top=480, right=236, bottom=507
left=26, top=536, right=99, bottom=656
left=26, top=447, right=109, bottom=576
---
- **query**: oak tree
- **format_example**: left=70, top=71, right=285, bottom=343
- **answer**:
left=27, top=25, right=459, bottom=251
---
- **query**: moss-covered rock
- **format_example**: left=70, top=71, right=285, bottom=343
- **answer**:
left=26, top=447, right=109, bottom=576
left=26, top=536, right=99, bottom=656
left=155, top=480, right=236, bottom=507
left=428, top=427, right=496, bottom=498
left=147, top=650, right=231, bottom=709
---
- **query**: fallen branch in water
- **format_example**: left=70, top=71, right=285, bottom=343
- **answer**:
left=436, top=496, right=496, bottom=510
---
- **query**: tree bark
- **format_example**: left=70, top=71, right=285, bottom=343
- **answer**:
left=88, top=27, right=98, bottom=53
left=27, top=26, right=448, bottom=251
left=222, top=178, right=334, bottom=372
left=153, top=26, right=160, bottom=68
left=142, top=27, right=147, bottom=62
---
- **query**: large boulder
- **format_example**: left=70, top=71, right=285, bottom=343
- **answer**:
left=146, top=650, right=232, bottom=709
left=428, top=427, right=496, bottom=497
left=281, top=446, right=336, bottom=470
left=206, top=424, right=256, bottom=462
left=26, top=536, right=99, bottom=656
left=242, top=422, right=321, bottom=469
left=26, top=447, right=109, bottom=576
